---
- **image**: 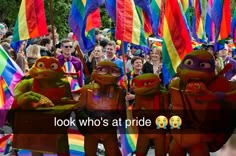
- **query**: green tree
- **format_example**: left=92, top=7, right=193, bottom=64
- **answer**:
left=44, top=0, right=72, bottom=39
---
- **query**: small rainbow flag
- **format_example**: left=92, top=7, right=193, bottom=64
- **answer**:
left=62, top=62, right=81, bottom=92
left=68, top=129, right=85, bottom=156
left=119, top=106, right=138, bottom=155
left=62, top=62, right=77, bottom=74
left=11, top=0, right=48, bottom=52
left=0, top=46, right=23, bottom=127
left=9, top=129, right=85, bottom=156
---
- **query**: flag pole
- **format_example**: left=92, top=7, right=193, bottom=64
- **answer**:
left=75, top=45, right=91, bottom=78
left=121, top=41, right=129, bottom=109
left=49, top=0, right=57, bottom=57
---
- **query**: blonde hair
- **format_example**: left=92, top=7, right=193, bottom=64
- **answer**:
left=26, top=44, right=41, bottom=58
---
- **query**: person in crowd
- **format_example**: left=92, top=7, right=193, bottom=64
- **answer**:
left=0, top=38, right=16, bottom=60
left=105, top=40, right=124, bottom=77
left=87, top=44, right=105, bottom=74
left=26, top=44, right=41, bottom=68
left=142, top=45, right=163, bottom=83
left=126, top=44, right=142, bottom=72
left=218, top=43, right=236, bottom=81
left=206, top=44, right=215, bottom=57
left=0, top=23, right=7, bottom=41
left=57, top=38, right=84, bottom=87
left=15, top=41, right=28, bottom=73
left=39, top=38, right=53, bottom=56
left=3, top=31, right=13, bottom=42
left=124, top=56, right=144, bottom=104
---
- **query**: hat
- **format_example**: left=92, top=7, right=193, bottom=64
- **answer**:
left=215, top=40, right=229, bottom=52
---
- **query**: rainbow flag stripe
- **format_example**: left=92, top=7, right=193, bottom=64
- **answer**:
left=115, top=0, right=147, bottom=46
left=11, top=0, right=48, bottom=45
left=162, top=0, right=193, bottom=85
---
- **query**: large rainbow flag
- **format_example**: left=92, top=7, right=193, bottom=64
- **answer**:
left=212, top=0, right=231, bottom=41
left=11, top=0, right=48, bottom=52
left=150, top=0, right=164, bottom=38
left=68, top=0, right=102, bottom=53
left=180, top=0, right=192, bottom=30
left=219, top=0, right=231, bottom=40
left=192, top=0, right=205, bottom=42
left=0, top=46, right=23, bottom=127
left=105, top=0, right=116, bottom=21
left=162, top=0, right=193, bottom=85
left=134, top=0, right=153, bottom=37
left=115, top=0, right=147, bottom=47
left=205, top=0, right=215, bottom=42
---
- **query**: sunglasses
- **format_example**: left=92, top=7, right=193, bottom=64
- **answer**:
left=63, top=45, right=73, bottom=49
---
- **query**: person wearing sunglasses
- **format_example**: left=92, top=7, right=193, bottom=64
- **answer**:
left=57, top=38, right=84, bottom=88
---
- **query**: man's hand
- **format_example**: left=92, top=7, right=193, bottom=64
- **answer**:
left=125, top=93, right=135, bottom=101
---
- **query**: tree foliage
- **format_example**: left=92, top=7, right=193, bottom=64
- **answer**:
left=44, top=0, right=72, bottom=38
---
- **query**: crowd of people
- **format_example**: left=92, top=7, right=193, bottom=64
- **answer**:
left=1, top=21, right=236, bottom=155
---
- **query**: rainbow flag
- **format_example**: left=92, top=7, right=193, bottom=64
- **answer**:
left=0, top=134, right=13, bottom=154
left=10, top=129, right=85, bottom=156
left=0, top=46, right=23, bottom=127
left=212, top=0, right=231, bottom=40
left=115, top=0, right=147, bottom=47
left=162, top=0, right=193, bottom=85
left=212, top=0, right=223, bottom=40
left=134, top=0, right=153, bottom=36
left=180, top=0, right=192, bottom=29
left=231, top=8, right=236, bottom=43
left=105, top=0, right=116, bottom=21
left=62, top=62, right=81, bottom=92
left=205, top=0, right=215, bottom=42
left=11, top=0, right=48, bottom=52
left=219, top=0, right=231, bottom=40
left=192, top=0, right=205, bottom=42
left=68, top=129, right=85, bottom=156
left=119, top=106, right=138, bottom=155
left=68, top=0, right=102, bottom=53
left=150, top=0, right=164, bottom=38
